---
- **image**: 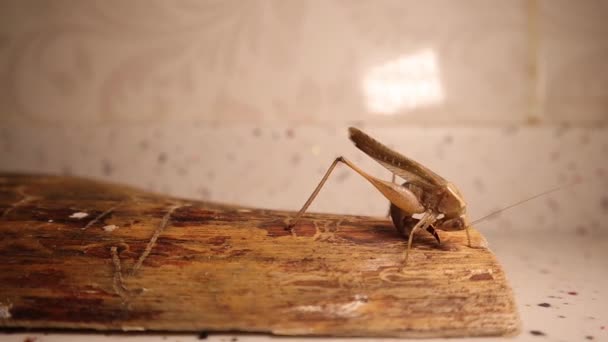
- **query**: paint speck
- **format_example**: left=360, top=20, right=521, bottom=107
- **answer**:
left=554, top=124, right=570, bottom=137
left=197, top=331, right=209, bottom=339
left=585, top=336, right=594, bottom=340
left=70, top=212, right=88, bottom=219
left=171, top=165, right=185, bottom=176
left=576, top=225, right=588, bottom=236
left=23, top=337, right=37, bottom=342
left=285, top=128, right=295, bottom=139
left=48, top=219, right=53, bottom=223
left=158, top=152, right=168, bottom=164
left=473, top=178, right=485, bottom=192
left=558, top=315, right=566, bottom=318
left=121, top=326, right=145, bottom=331
left=600, top=196, right=608, bottom=212
left=567, top=291, right=578, bottom=296
left=290, top=153, right=301, bottom=165
left=198, top=187, right=211, bottom=200
left=252, top=127, right=261, bottom=137
left=103, top=224, right=118, bottom=232
left=526, top=116, right=541, bottom=125
left=537, top=303, right=551, bottom=308
left=499, top=219, right=513, bottom=230
left=0, top=303, right=12, bottom=318
left=61, top=165, right=73, bottom=175
left=139, top=140, right=149, bottom=150
left=336, top=170, right=350, bottom=182
left=529, top=330, right=546, bottom=336
left=503, top=125, right=519, bottom=135
left=101, top=159, right=113, bottom=176
left=546, top=198, right=560, bottom=212
left=230, top=338, right=238, bottom=342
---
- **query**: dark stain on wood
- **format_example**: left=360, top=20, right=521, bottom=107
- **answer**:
left=1, top=269, right=66, bottom=288
left=171, top=207, right=219, bottom=226
left=258, top=220, right=292, bottom=237
left=470, top=273, right=494, bottom=281
left=292, top=222, right=316, bottom=237
left=11, top=297, right=159, bottom=323
left=207, top=236, right=230, bottom=246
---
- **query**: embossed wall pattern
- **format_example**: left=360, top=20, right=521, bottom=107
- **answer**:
left=1, top=0, right=606, bottom=124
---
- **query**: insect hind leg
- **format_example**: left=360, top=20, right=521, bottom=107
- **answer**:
left=288, top=157, right=344, bottom=229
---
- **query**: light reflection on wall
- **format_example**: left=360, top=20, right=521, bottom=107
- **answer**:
left=363, top=49, right=444, bottom=115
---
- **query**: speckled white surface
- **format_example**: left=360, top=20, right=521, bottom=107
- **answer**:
left=1, top=123, right=607, bottom=235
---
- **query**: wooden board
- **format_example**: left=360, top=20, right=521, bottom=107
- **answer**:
left=0, top=173, right=520, bottom=338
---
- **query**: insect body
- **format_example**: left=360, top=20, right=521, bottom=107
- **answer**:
left=289, top=127, right=471, bottom=266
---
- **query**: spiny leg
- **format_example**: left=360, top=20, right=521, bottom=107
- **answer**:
left=288, top=157, right=344, bottom=229
left=402, top=212, right=435, bottom=268
left=426, top=225, right=440, bottom=244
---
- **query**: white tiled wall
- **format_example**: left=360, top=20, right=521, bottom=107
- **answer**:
left=540, top=0, right=608, bottom=122
left=0, top=0, right=607, bottom=235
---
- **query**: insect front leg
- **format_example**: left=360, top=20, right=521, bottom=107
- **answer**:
left=393, top=212, right=441, bottom=244
left=402, top=211, right=436, bottom=269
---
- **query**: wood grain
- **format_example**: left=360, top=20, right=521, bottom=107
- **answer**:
left=0, top=173, right=520, bottom=337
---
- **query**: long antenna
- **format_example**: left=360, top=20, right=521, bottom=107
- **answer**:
left=469, top=181, right=580, bottom=226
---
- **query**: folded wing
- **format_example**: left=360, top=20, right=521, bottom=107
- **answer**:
left=348, top=127, right=446, bottom=189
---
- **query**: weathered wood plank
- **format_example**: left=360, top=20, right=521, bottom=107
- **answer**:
left=0, top=173, right=520, bottom=337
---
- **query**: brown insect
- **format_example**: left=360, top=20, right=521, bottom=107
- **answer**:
left=288, top=127, right=471, bottom=266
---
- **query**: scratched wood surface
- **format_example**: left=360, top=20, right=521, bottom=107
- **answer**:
left=0, top=173, right=520, bottom=338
